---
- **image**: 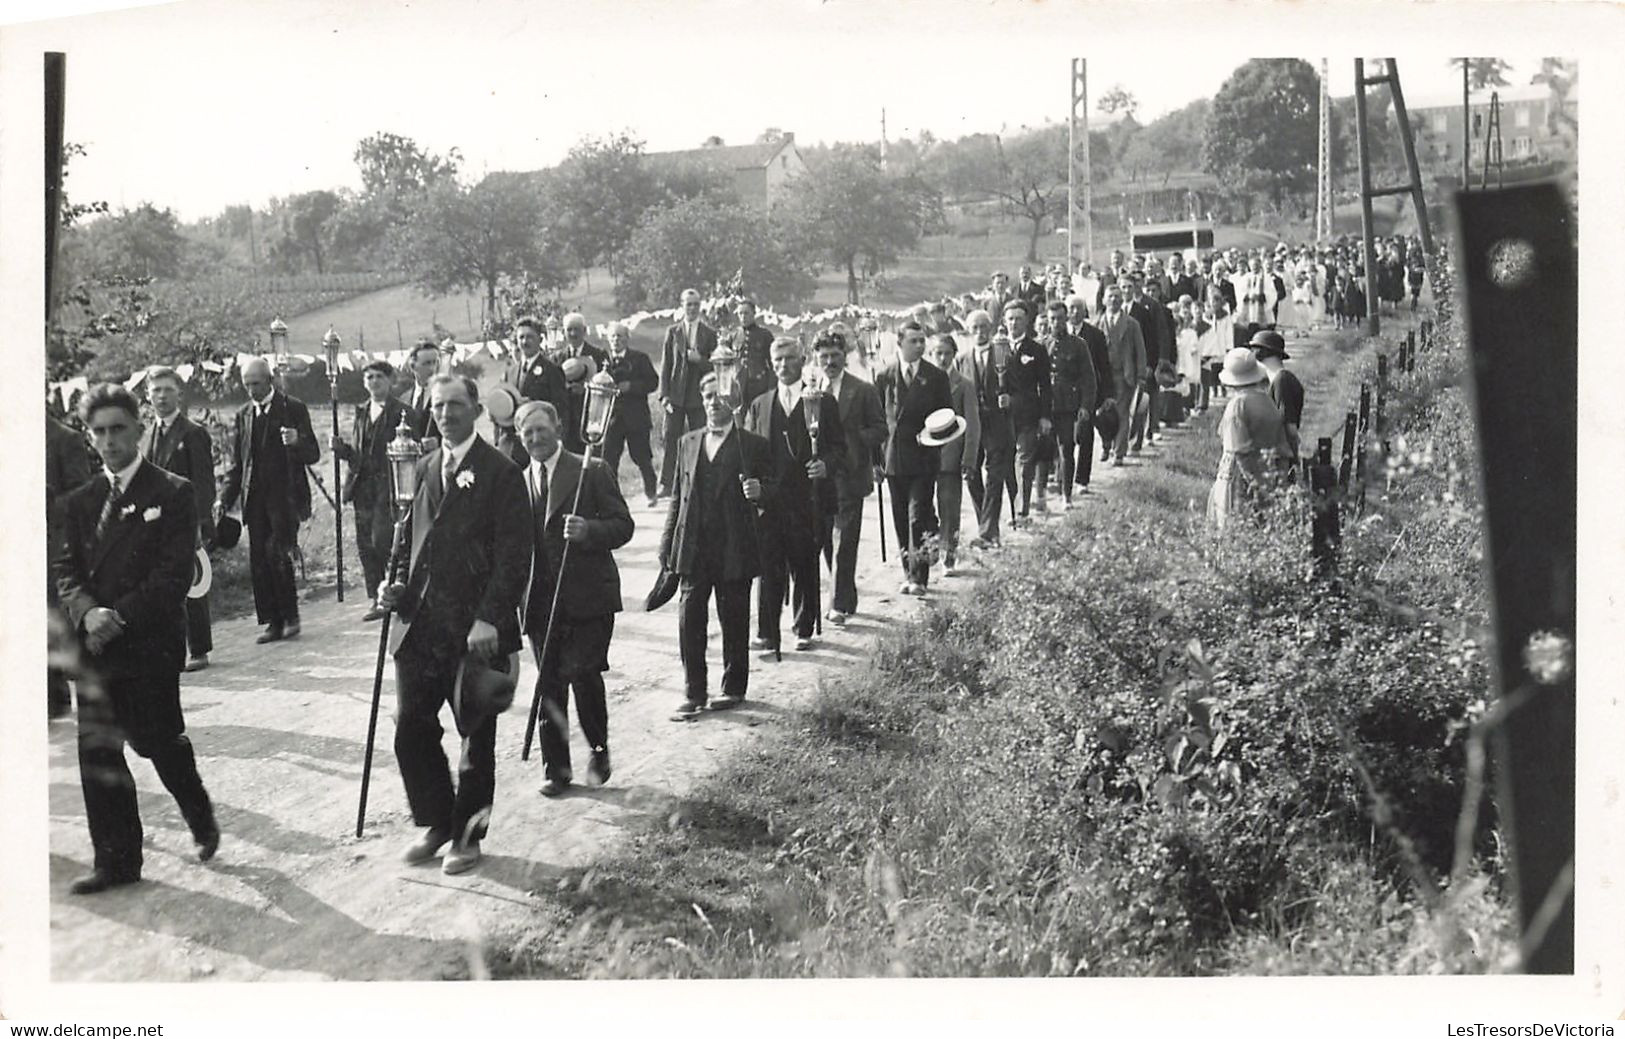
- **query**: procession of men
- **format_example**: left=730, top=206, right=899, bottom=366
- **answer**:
left=46, top=233, right=1371, bottom=887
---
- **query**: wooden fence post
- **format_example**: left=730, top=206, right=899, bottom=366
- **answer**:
left=1338, top=411, right=1357, bottom=491
left=1376, top=354, right=1389, bottom=459
left=1310, top=436, right=1340, bottom=578
left=1407, top=329, right=1417, bottom=372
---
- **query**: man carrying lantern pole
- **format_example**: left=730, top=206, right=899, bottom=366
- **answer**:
left=516, top=378, right=635, bottom=797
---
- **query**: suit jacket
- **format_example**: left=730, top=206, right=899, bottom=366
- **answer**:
left=658, top=425, right=776, bottom=582
left=47, top=415, right=92, bottom=551
left=952, top=340, right=1015, bottom=452
left=1045, top=330, right=1096, bottom=417
left=829, top=374, right=888, bottom=500
left=874, top=359, right=951, bottom=477
left=521, top=450, right=634, bottom=632
left=743, top=387, right=846, bottom=548
left=143, top=411, right=217, bottom=545
left=504, top=351, right=571, bottom=420
left=733, top=324, right=778, bottom=407
left=938, top=369, right=982, bottom=475
left=603, top=349, right=660, bottom=436
left=401, top=382, right=441, bottom=444
left=219, top=391, right=320, bottom=522
left=335, top=397, right=408, bottom=508
left=1002, top=333, right=1052, bottom=431
left=1071, top=321, right=1112, bottom=410
left=983, top=287, right=1016, bottom=325
left=1016, top=280, right=1048, bottom=315
left=389, top=436, right=531, bottom=661
left=1094, top=309, right=1147, bottom=394
left=658, top=320, right=720, bottom=409
left=54, top=459, right=195, bottom=681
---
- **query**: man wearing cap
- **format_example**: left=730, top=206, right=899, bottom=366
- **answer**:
left=403, top=339, right=444, bottom=450
left=142, top=366, right=217, bottom=669
left=332, top=359, right=408, bottom=621
left=999, top=303, right=1052, bottom=520
left=660, top=372, right=776, bottom=719
left=515, top=399, right=634, bottom=797
left=954, top=309, right=1016, bottom=548
left=504, top=318, right=570, bottom=432
left=1251, top=330, right=1305, bottom=460
left=924, top=333, right=979, bottom=576
left=217, top=357, right=319, bottom=644
left=376, top=374, right=530, bottom=875
left=1040, top=300, right=1094, bottom=509
left=601, top=322, right=661, bottom=508
left=55, top=383, right=220, bottom=894
left=1094, top=285, right=1147, bottom=467
left=658, top=289, right=719, bottom=498
left=875, top=322, right=951, bottom=595
left=745, top=338, right=845, bottom=652
left=814, top=332, right=887, bottom=624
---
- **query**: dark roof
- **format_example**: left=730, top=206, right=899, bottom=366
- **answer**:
left=646, top=139, right=790, bottom=171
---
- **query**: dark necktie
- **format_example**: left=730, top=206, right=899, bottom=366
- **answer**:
left=95, top=474, right=122, bottom=544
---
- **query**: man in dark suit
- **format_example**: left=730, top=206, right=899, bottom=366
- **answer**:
left=377, top=374, right=530, bottom=875
left=1000, top=304, right=1053, bottom=521
left=1094, top=285, right=1147, bottom=467
left=54, top=384, right=219, bottom=894
left=504, top=317, right=570, bottom=424
left=874, top=322, right=952, bottom=595
left=657, top=289, right=719, bottom=498
left=558, top=312, right=610, bottom=452
left=814, top=332, right=887, bottom=625
left=48, top=411, right=93, bottom=718
left=600, top=321, right=661, bottom=508
left=925, top=333, right=981, bottom=577
left=217, top=357, right=319, bottom=643
left=732, top=298, right=777, bottom=411
left=983, top=271, right=1016, bottom=327
left=953, top=310, right=1016, bottom=548
left=514, top=400, right=634, bottom=797
left=1040, top=300, right=1095, bottom=509
left=331, top=359, right=408, bottom=621
left=402, top=339, right=444, bottom=449
left=141, top=366, right=217, bottom=670
left=659, top=373, right=775, bottom=719
left=1016, top=264, right=1048, bottom=315
left=1065, top=294, right=1112, bottom=489
left=744, top=338, right=845, bottom=653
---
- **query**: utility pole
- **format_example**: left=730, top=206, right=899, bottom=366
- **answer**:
left=1352, top=58, right=1434, bottom=336
left=1461, top=59, right=1471, bottom=188
left=880, top=107, right=888, bottom=171
left=1315, top=58, right=1333, bottom=242
left=1068, top=58, right=1093, bottom=268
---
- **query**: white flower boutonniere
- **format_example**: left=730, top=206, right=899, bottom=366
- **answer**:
left=532, top=364, right=545, bottom=377
left=142, top=506, right=162, bottom=522
left=119, top=503, right=137, bottom=519
left=456, top=470, right=476, bottom=490
left=1019, top=353, right=1035, bottom=364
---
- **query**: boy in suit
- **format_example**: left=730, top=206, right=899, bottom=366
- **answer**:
left=141, top=366, right=216, bottom=669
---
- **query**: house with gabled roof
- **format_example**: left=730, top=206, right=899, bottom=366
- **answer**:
left=644, top=133, right=809, bottom=208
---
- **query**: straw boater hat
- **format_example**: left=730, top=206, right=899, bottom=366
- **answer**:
left=483, top=383, right=522, bottom=426
left=188, top=547, right=212, bottom=599
left=916, top=407, right=967, bottom=448
left=560, top=355, right=597, bottom=383
left=1219, top=346, right=1268, bottom=387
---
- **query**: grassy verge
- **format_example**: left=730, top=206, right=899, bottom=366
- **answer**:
left=481, top=300, right=1518, bottom=977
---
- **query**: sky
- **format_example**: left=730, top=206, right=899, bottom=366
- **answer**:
left=0, top=0, right=1577, bottom=223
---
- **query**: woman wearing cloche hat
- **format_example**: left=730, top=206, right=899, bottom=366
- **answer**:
left=1206, top=347, right=1296, bottom=531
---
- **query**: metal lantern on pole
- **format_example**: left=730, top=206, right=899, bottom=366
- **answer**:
left=522, top=373, right=620, bottom=761
left=322, top=327, right=345, bottom=603
left=269, top=317, right=289, bottom=372
left=710, top=344, right=740, bottom=409
left=357, top=412, right=423, bottom=837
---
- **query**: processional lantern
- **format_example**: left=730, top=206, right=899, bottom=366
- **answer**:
left=710, top=344, right=740, bottom=405
left=387, top=413, right=424, bottom=511
left=322, top=327, right=342, bottom=384
left=581, top=371, right=620, bottom=446
left=269, top=317, right=289, bottom=370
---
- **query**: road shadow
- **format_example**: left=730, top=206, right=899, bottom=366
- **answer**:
left=187, top=722, right=366, bottom=777
left=49, top=782, right=334, bottom=857
left=50, top=854, right=472, bottom=981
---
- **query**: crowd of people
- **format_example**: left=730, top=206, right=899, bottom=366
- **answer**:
left=46, top=234, right=1411, bottom=889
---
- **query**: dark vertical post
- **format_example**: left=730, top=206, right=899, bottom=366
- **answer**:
left=1310, top=437, right=1340, bottom=578
left=1376, top=354, right=1389, bottom=456
left=1455, top=183, right=1576, bottom=974
left=45, top=53, right=66, bottom=324
left=1338, top=412, right=1357, bottom=491
left=1356, top=384, right=1372, bottom=502
left=1385, top=60, right=1435, bottom=256
left=1407, top=330, right=1417, bottom=371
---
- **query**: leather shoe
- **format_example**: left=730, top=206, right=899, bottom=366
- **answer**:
left=539, top=775, right=572, bottom=798
left=795, top=636, right=816, bottom=651
left=401, top=826, right=452, bottom=865
left=671, top=701, right=704, bottom=721
left=255, top=624, right=285, bottom=644
left=442, top=840, right=482, bottom=875
left=710, top=694, right=745, bottom=711
left=69, top=869, right=139, bottom=896
left=587, top=750, right=611, bottom=786
left=361, top=606, right=387, bottom=622
left=282, top=620, right=301, bottom=639
left=195, top=825, right=221, bottom=862
left=184, top=654, right=210, bottom=672
left=824, top=609, right=848, bottom=626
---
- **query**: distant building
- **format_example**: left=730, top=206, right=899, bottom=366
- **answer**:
left=1403, top=83, right=1577, bottom=164
left=644, top=133, right=809, bottom=207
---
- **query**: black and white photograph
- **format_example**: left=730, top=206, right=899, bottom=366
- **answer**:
left=2, top=0, right=1620, bottom=1031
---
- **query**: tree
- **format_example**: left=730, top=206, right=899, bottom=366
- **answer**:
left=397, top=172, right=574, bottom=318
left=77, top=203, right=189, bottom=279
left=934, top=127, right=1067, bottom=262
left=548, top=132, right=661, bottom=278
left=341, top=132, right=463, bottom=267
left=1097, top=85, right=1139, bottom=119
left=267, top=190, right=342, bottom=274
left=1118, top=99, right=1210, bottom=186
left=618, top=196, right=817, bottom=312
left=1450, top=57, right=1513, bottom=91
left=779, top=145, right=938, bottom=304
left=1203, top=58, right=1319, bottom=210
